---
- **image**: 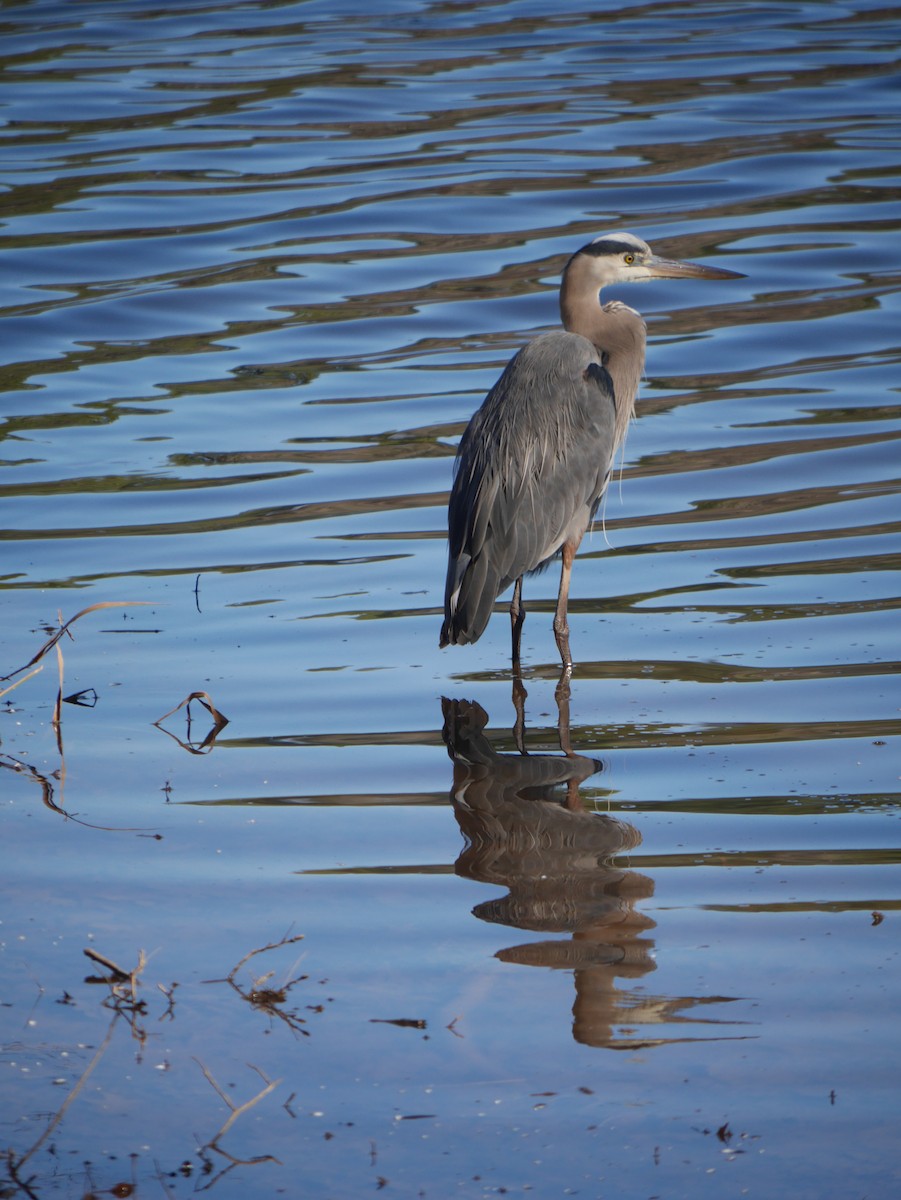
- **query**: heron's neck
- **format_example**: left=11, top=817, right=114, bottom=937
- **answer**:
left=559, top=254, right=604, bottom=341
left=559, top=260, right=646, bottom=448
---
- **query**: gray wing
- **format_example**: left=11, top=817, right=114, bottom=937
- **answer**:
left=440, top=330, right=617, bottom=646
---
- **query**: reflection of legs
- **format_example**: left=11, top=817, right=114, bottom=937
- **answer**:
left=553, top=543, right=576, bottom=670
left=554, top=669, right=578, bottom=803
left=555, top=667, right=573, bottom=755
left=510, top=576, right=525, bottom=671
left=511, top=576, right=527, bottom=752
left=514, top=665, right=573, bottom=762
left=512, top=673, right=527, bottom=755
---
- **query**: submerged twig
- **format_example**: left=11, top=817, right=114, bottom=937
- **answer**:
left=7, top=1009, right=120, bottom=1182
left=2, top=602, right=151, bottom=779
left=157, top=980, right=178, bottom=1021
left=195, top=1060, right=281, bottom=1143
left=84, top=946, right=132, bottom=981
left=0, top=665, right=43, bottom=701
left=154, top=691, right=229, bottom=754
left=1, top=601, right=151, bottom=682
left=209, top=931, right=309, bottom=1038
left=83, top=947, right=149, bottom=1048
left=52, top=636, right=65, bottom=753
left=192, top=1060, right=281, bottom=1188
left=226, top=932, right=306, bottom=986
left=1, top=754, right=66, bottom=818
left=0, top=752, right=153, bottom=832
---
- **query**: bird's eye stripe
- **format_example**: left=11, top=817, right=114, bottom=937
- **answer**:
left=583, top=238, right=641, bottom=258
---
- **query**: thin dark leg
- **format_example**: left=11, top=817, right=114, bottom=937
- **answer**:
left=553, top=543, right=576, bottom=670
left=510, top=576, right=525, bottom=671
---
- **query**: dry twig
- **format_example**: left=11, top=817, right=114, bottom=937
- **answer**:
left=191, top=1061, right=282, bottom=1188
left=6, top=993, right=123, bottom=1185
left=1, top=601, right=151, bottom=682
left=0, top=665, right=42, bottom=701
left=0, top=753, right=146, bottom=831
left=154, top=691, right=229, bottom=753
left=83, top=947, right=150, bottom=1048
left=211, top=931, right=309, bottom=1038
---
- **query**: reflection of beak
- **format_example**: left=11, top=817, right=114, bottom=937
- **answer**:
left=645, top=253, right=745, bottom=280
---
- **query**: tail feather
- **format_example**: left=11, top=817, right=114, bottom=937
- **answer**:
left=440, top=551, right=504, bottom=647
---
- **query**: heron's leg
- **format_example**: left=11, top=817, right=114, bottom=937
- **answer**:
left=553, top=543, right=576, bottom=670
left=510, top=576, right=525, bottom=671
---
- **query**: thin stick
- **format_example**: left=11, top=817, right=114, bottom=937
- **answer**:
left=83, top=947, right=130, bottom=980
left=0, top=666, right=42, bottom=701
left=52, top=639, right=64, bottom=754
left=1, top=601, right=152, bottom=682
left=193, top=1059, right=281, bottom=1142
left=225, top=933, right=305, bottom=985
left=0, top=753, right=152, bottom=832
left=10, top=1013, right=119, bottom=1172
left=154, top=691, right=229, bottom=729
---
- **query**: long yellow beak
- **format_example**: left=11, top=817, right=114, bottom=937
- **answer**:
left=645, top=253, right=745, bottom=280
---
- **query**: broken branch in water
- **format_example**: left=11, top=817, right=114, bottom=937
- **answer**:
left=1, top=751, right=157, bottom=833
left=192, top=1060, right=282, bottom=1187
left=0, top=665, right=43, bottom=701
left=6, top=1010, right=121, bottom=1187
left=83, top=946, right=150, bottom=1048
left=7, top=943, right=151, bottom=1187
left=207, top=931, right=310, bottom=1038
left=1, top=601, right=152, bottom=682
left=154, top=691, right=230, bottom=754
left=83, top=946, right=132, bottom=981
left=2, top=601, right=152, bottom=761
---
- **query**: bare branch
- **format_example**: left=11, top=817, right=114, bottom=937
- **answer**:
left=1, top=601, right=152, bottom=682
left=0, top=666, right=43, bottom=701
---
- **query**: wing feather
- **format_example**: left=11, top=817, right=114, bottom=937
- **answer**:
left=441, top=331, right=618, bottom=646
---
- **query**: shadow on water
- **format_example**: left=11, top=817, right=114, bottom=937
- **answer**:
left=441, top=681, right=748, bottom=1050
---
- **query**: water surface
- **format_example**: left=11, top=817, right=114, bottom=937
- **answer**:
left=2, top=2, right=900, bottom=1197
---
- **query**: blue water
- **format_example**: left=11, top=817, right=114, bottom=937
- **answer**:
left=2, top=2, right=900, bottom=1196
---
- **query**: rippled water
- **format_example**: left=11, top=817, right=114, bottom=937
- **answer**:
left=2, top=1, right=900, bottom=1197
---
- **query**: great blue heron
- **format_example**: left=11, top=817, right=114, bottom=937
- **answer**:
left=439, top=231, right=743, bottom=670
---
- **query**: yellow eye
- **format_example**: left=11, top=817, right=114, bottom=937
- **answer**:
left=624, top=253, right=635, bottom=264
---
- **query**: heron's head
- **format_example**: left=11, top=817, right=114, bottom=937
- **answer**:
left=570, top=230, right=743, bottom=287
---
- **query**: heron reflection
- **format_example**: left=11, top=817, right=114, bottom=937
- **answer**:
left=442, top=688, right=741, bottom=1049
